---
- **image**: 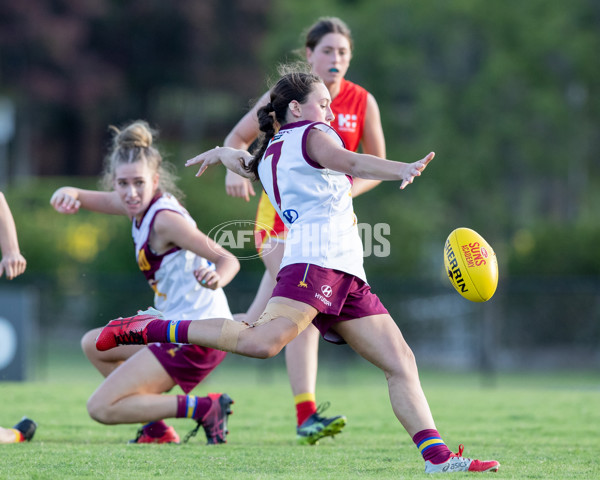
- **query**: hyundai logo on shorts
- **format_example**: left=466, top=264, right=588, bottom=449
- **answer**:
left=321, top=285, right=333, bottom=298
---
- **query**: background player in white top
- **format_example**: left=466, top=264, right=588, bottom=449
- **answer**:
left=51, top=120, right=239, bottom=445
left=96, top=74, right=499, bottom=473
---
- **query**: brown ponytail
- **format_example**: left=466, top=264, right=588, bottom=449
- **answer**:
left=245, top=70, right=322, bottom=179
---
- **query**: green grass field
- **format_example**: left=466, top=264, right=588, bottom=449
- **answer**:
left=1, top=344, right=599, bottom=479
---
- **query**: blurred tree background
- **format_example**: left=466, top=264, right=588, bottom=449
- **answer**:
left=1, top=0, right=599, bottom=371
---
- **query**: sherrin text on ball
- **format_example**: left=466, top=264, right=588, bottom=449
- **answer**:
left=444, top=227, right=498, bottom=302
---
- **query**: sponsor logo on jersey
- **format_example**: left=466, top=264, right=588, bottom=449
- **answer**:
left=282, top=209, right=299, bottom=224
left=337, top=113, right=357, bottom=132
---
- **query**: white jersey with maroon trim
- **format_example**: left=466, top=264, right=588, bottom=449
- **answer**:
left=257, top=120, right=366, bottom=282
left=132, top=193, right=233, bottom=321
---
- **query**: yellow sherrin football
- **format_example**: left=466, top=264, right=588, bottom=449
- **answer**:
left=444, top=227, right=498, bottom=302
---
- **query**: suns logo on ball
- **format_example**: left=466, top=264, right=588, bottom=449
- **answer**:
left=461, top=242, right=489, bottom=268
left=444, top=227, right=499, bottom=302
left=445, top=240, right=468, bottom=294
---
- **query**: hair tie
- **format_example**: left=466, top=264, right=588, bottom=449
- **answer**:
left=266, top=102, right=274, bottom=112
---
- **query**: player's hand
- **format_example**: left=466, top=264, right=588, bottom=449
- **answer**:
left=50, top=188, right=81, bottom=214
left=186, top=146, right=252, bottom=180
left=225, top=170, right=256, bottom=202
left=194, top=266, right=220, bottom=290
left=399, top=152, right=435, bottom=190
left=185, top=146, right=227, bottom=177
left=0, top=253, right=27, bottom=280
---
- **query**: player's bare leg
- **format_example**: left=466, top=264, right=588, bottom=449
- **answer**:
left=185, top=297, right=316, bottom=358
left=96, top=297, right=316, bottom=359
left=286, top=325, right=319, bottom=397
left=243, top=240, right=321, bottom=393
left=86, top=347, right=234, bottom=444
left=86, top=347, right=178, bottom=424
left=334, top=314, right=435, bottom=434
left=334, top=315, right=499, bottom=473
left=246, top=240, right=320, bottom=395
left=84, top=330, right=182, bottom=443
left=242, top=239, right=347, bottom=443
left=0, top=428, right=17, bottom=444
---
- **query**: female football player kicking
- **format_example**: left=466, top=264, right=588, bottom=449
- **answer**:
left=222, top=17, right=386, bottom=445
left=96, top=72, right=499, bottom=473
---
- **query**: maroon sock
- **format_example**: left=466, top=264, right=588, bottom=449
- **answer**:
left=145, top=319, right=191, bottom=344
left=413, top=428, right=452, bottom=464
left=176, top=395, right=212, bottom=421
left=143, top=420, right=169, bottom=438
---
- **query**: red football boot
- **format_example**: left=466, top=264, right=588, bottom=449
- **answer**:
left=183, top=393, right=234, bottom=444
left=129, top=425, right=180, bottom=444
left=96, top=307, right=164, bottom=351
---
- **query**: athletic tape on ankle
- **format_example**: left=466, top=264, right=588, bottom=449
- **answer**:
left=253, top=302, right=313, bottom=334
left=216, top=319, right=248, bottom=352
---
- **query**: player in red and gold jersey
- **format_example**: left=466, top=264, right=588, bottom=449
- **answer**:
left=223, top=17, right=386, bottom=445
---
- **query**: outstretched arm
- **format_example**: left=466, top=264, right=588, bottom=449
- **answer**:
left=50, top=187, right=126, bottom=216
left=307, top=128, right=434, bottom=189
left=0, top=192, right=26, bottom=279
left=186, top=147, right=254, bottom=180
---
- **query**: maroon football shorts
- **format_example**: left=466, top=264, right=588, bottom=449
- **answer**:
left=271, top=263, right=388, bottom=344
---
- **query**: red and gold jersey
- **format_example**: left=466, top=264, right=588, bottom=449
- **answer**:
left=330, top=78, right=368, bottom=153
